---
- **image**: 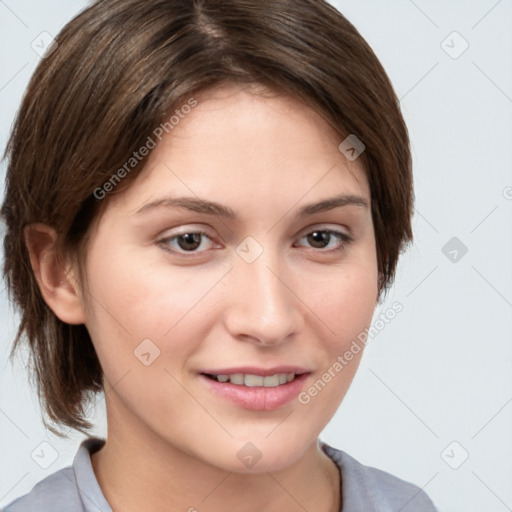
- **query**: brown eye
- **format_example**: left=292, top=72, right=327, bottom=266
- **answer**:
left=307, top=231, right=332, bottom=248
left=297, top=229, right=353, bottom=252
left=176, top=233, right=202, bottom=251
left=159, top=230, right=215, bottom=254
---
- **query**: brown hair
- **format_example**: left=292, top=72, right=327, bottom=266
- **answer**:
left=1, top=0, right=413, bottom=434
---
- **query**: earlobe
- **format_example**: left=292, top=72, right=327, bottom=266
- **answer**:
left=24, top=223, right=86, bottom=325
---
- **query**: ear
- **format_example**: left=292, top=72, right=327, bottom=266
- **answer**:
left=24, top=223, right=86, bottom=325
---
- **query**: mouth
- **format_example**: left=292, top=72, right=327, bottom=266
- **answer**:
left=201, top=372, right=300, bottom=387
left=198, top=367, right=311, bottom=411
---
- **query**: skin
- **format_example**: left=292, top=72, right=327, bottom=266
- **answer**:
left=27, top=82, right=379, bottom=512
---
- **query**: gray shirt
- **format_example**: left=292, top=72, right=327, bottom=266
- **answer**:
left=3, top=437, right=438, bottom=511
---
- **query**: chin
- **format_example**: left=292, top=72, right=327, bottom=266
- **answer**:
left=203, top=433, right=314, bottom=474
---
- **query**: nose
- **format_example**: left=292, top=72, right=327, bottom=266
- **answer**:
left=223, top=247, right=303, bottom=346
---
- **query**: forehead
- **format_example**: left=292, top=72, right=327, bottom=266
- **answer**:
left=105, top=83, right=369, bottom=218
left=169, top=82, right=345, bottom=159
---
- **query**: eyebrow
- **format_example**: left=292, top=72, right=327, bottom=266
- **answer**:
left=135, top=193, right=368, bottom=218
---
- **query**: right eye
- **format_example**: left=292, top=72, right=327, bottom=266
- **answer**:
left=158, top=230, right=217, bottom=255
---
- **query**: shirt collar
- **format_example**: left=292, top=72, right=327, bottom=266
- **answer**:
left=73, top=437, right=112, bottom=512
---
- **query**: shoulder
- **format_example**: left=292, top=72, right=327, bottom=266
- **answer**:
left=3, top=437, right=108, bottom=512
left=2, top=467, right=82, bottom=512
left=321, top=443, right=439, bottom=512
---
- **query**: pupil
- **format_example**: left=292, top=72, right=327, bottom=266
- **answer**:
left=178, top=233, right=201, bottom=251
left=308, top=231, right=330, bottom=248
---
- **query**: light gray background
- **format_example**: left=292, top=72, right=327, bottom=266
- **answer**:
left=1, top=1, right=511, bottom=510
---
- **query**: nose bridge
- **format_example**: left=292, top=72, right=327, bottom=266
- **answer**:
left=226, top=239, right=300, bottom=344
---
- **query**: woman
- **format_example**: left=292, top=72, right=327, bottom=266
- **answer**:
left=2, top=0, right=438, bottom=510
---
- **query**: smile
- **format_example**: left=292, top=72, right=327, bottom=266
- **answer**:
left=199, top=368, right=310, bottom=411
left=203, top=373, right=297, bottom=387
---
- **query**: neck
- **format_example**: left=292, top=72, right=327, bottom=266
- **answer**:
left=91, top=398, right=341, bottom=512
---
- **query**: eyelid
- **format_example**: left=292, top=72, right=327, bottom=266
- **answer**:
left=156, top=223, right=217, bottom=240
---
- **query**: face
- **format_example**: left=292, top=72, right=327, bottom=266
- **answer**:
left=80, top=83, right=378, bottom=473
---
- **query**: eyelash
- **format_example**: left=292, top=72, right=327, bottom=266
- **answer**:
left=157, top=228, right=353, bottom=256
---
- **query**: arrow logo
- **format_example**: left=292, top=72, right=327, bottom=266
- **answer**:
left=134, top=339, right=161, bottom=366
left=440, top=31, right=468, bottom=60
left=236, top=236, right=263, bottom=263
left=31, top=441, right=59, bottom=469
left=441, top=441, right=469, bottom=469
left=31, top=32, right=58, bottom=59
left=444, top=449, right=455, bottom=458
left=338, top=134, right=365, bottom=161
left=237, top=442, right=263, bottom=468
left=441, top=237, right=468, bottom=263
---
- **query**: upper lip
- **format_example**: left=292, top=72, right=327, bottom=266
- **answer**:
left=199, top=366, right=311, bottom=376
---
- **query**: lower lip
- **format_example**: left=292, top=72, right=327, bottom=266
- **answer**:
left=199, top=374, right=309, bottom=411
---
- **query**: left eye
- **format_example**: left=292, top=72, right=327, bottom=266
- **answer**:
left=296, top=229, right=352, bottom=251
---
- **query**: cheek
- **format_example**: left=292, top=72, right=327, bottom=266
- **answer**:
left=82, top=242, right=223, bottom=368
left=297, top=263, right=377, bottom=411
left=305, top=254, right=378, bottom=348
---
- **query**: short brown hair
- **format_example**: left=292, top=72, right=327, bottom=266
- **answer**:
left=1, top=0, right=413, bottom=434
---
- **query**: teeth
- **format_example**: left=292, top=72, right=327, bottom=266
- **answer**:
left=212, top=373, right=297, bottom=387
left=230, top=373, right=245, bottom=385
left=245, top=374, right=264, bottom=387
left=263, top=375, right=280, bottom=387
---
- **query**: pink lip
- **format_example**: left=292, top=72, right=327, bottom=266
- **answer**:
left=199, top=368, right=311, bottom=411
